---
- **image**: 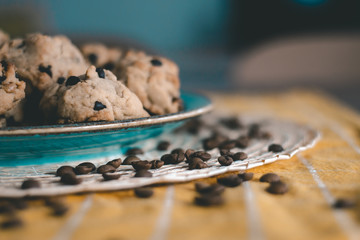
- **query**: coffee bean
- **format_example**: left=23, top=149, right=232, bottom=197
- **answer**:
left=232, top=152, right=248, bottom=161
left=188, top=157, right=208, bottom=170
left=78, top=162, right=96, bottom=171
left=126, top=147, right=144, bottom=156
left=88, top=53, right=98, bottom=65
left=122, top=155, right=141, bottom=165
left=203, top=138, right=220, bottom=150
left=238, top=172, right=254, bottom=181
left=157, top=141, right=170, bottom=151
left=60, top=173, right=82, bottom=185
left=236, top=136, right=250, bottom=148
left=218, top=156, right=233, bottom=166
left=11, top=199, right=28, bottom=210
left=217, top=175, right=242, bottom=187
left=95, top=67, right=105, bottom=78
left=171, top=148, right=185, bottom=155
left=333, top=199, right=356, bottom=209
left=191, top=151, right=211, bottom=161
left=268, top=144, right=284, bottom=153
left=194, top=194, right=224, bottom=207
left=103, top=62, right=115, bottom=71
left=57, top=77, right=65, bottom=84
left=132, top=160, right=151, bottom=171
left=219, top=140, right=237, bottom=150
left=102, top=173, right=121, bottom=181
left=219, top=149, right=232, bottom=156
left=94, top=101, right=106, bottom=111
left=182, top=118, right=202, bottom=134
left=266, top=181, right=288, bottom=194
left=220, top=117, right=242, bottom=129
left=75, top=162, right=95, bottom=175
left=161, top=153, right=184, bottom=164
left=65, top=76, right=81, bottom=86
left=134, top=169, right=152, bottom=178
left=134, top=187, right=154, bottom=198
left=38, top=64, right=52, bottom=77
left=1, top=217, right=23, bottom=229
left=0, top=203, right=15, bottom=215
left=248, top=123, right=261, bottom=138
left=195, top=182, right=225, bottom=195
left=184, top=149, right=195, bottom=162
left=56, top=166, right=75, bottom=177
left=259, top=173, right=280, bottom=183
left=97, top=165, right=116, bottom=174
left=51, top=202, right=69, bottom=216
left=150, top=160, right=164, bottom=169
left=106, top=158, right=122, bottom=168
left=21, top=179, right=40, bottom=189
left=150, top=58, right=162, bottom=66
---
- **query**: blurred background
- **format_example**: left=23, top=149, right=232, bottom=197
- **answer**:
left=0, top=0, right=359, bottom=109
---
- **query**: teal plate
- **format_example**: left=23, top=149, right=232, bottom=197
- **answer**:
left=0, top=91, right=212, bottom=166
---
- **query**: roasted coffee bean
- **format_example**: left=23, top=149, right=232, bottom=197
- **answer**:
left=102, top=173, right=121, bottom=181
left=195, top=182, right=225, bottom=195
left=217, top=175, right=242, bottom=187
left=266, top=181, right=288, bottom=194
left=259, top=173, right=280, bottom=183
left=56, top=166, right=75, bottom=177
left=88, top=53, right=98, bottom=65
left=57, top=77, right=65, bottom=84
left=150, top=58, right=162, bottom=66
left=1, top=217, right=23, bottom=229
left=95, top=67, right=105, bottom=78
left=94, top=101, right=106, bottom=111
left=51, top=202, right=69, bottom=216
left=183, top=118, right=202, bottom=134
left=238, top=172, right=254, bottom=181
left=106, top=158, right=122, bottom=168
left=134, top=187, right=154, bottom=198
left=232, top=152, right=248, bottom=161
left=0, top=203, right=15, bottom=215
left=220, top=117, right=242, bottom=129
left=184, top=149, right=195, bottom=162
left=333, top=199, right=356, bottom=209
left=132, top=161, right=152, bottom=171
left=21, top=179, right=41, bottom=189
left=150, top=160, right=164, bottom=169
left=134, top=169, right=152, bottom=178
left=65, top=76, right=81, bottom=86
left=268, top=144, right=284, bottom=153
left=75, top=162, right=95, bottom=175
left=157, top=141, right=170, bottom=151
left=171, top=148, right=185, bottom=155
left=188, top=158, right=208, bottom=170
left=126, top=147, right=144, bottom=156
left=78, top=162, right=96, bottom=171
left=203, top=138, right=220, bottom=150
left=248, top=124, right=261, bottom=138
left=38, top=64, right=52, bottom=77
left=191, top=151, right=211, bottom=161
left=236, top=136, right=250, bottom=148
left=60, top=173, right=82, bottom=185
left=11, top=199, right=28, bottom=210
left=218, top=156, right=233, bottom=166
left=97, top=165, right=116, bottom=174
left=219, top=140, right=237, bottom=150
left=103, top=62, right=115, bottom=71
left=161, top=153, right=184, bottom=164
left=122, top=155, right=141, bottom=165
left=194, top=194, right=224, bottom=207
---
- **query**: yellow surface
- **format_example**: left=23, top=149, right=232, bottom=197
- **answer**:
left=2, top=89, right=360, bottom=240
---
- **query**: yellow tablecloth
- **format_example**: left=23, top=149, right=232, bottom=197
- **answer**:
left=2, top=89, right=360, bottom=240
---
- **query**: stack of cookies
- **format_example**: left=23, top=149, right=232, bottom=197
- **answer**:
left=0, top=30, right=182, bottom=127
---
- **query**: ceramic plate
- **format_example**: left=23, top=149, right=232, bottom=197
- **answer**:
left=0, top=91, right=212, bottom=165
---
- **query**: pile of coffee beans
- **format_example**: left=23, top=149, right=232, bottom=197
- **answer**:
left=259, top=173, right=288, bottom=194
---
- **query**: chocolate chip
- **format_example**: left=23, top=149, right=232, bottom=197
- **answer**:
left=66, top=76, right=81, bottom=86
left=1, top=60, right=8, bottom=71
left=106, top=158, right=122, bottom=168
left=38, top=65, right=52, bottom=77
left=218, top=156, right=233, bottom=166
left=97, top=165, right=116, bottom=174
left=268, top=144, right=284, bottom=153
left=195, top=183, right=225, bottom=195
left=150, top=160, right=164, bottom=169
left=21, top=179, right=41, bottom=189
left=122, top=155, right=141, bottom=165
left=194, top=194, right=224, bottom=207
left=260, top=173, right=280, bottom=183
left=236, top=136, right=250, bottom=148
left=150, top=58, right=162, bottom=66
left=232, top=152, right=248, bottom=161
left=217, top=175, right=242, bottom=187
left=94, top=101, right=106, bottom=111
left=16, top=40, right=25, bottom=49
left=103, top=62, right=115, bottom=71
left=56, top=166, right=75, bottom=177
left=57, top=77, right=65, bottom=84
left=88, top=53, right=98, bottom=65
left=333, top=199, right=356, bottom=209
left=134, top=169, right=152, bottom=178
left=96, top=67, right=105, bottom=78
left=238, top=172, right=254, bottom=181
left=0, top=76, right=6, bottom=84
left=266, top=181, right=288, bottom=194
left=132, top=160, right=152, bottom=171
left=60, top=173, right=82, bottom=185
left=157, top=141, right=170, bottom=151
left=102, top=173, right=121, bottom=181
left=126, top=148, right=144, bottom=156
left=188, top=157, right=208, bottom=170
left=1, top=217, right=23, bottom=229
left=191, top=151, right=211, bottom=161
left=134, top=187, right=154, bottom=198
left=220, top=117, right=242, bottom=129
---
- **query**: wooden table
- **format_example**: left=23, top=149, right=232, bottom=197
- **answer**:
left=1, top=89, right=360, bottom=240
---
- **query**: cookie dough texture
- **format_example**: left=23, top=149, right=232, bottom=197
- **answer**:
left=81, top=43, right=122, bottom=70
left=0, top=33, right=88, bottom=91
left=116, top=50, right=181, bottom=115
left=40, top=66, right=149, bottom=123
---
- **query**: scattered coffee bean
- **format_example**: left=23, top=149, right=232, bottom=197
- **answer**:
left=102, top=173, right=121, bottom=181
left=248, top=124, right=261, bottom=138
left=132, top=161, right=152, bottom=171
left=150, top=58, right=162, bottom=66
left=60, top=173, right=82, bottom=185
left=182, top=118, right=202, bottom=134
left=218, top=156, right=233, bottom=166
left=268, top=144, right=284, bottom=153
left=195, top=182, right=225, bottom=195
left=126, top=147, right=144, bottom=156
left=220, top=117, right=242, bottom=129
left=97, top=165, right=116, bottom=174
left=157, top=141, right=170, bottom=151
left=122, top=155, right=141, bottom=165
left=203, top=138, right=220, bottom=150
left=232, top=152, right=248, bottom=161
left=1, top=217, right=23, bottom=229
left=191, top=151, right=211, bottom=161
left=106, top=158, right=122, bottom=168
left=0, top=203, right=15, bottom=215
left=95, top=67, right=105, bottom=78
left=94, top=101, right=106, bottom=111
left=38, top=64, right=52, bottom=77
left=333, top=198, right=356, bottom=209
left=56, top=166, right=75, bottom=177
left=259, top=173, right=280, bottom=183
left=194, top=194, right=224, bottom=207
left=161, top=153, right=185, bottom=164
left=88, top=53, right=98, bottom=65
left=57, top=77, right=65, bottom=84
left=51, top=202, right=69, bottom=216
left=184, top=149, right=195, bottom=162
left=236, top=136, right=250, bottom=148
left=219, top=140, right=237, bottom=150
left=134, top=187, right=154, bottom=198
left=266, top=181, right=288, bottom=194
left=150, top=160, right=164, bottom=169
left=171, top=148, right=185, bottom=155
left=11, top=199, right=28, bottom=210
left=134, top=169, right=152, bottom=178
left=21, top=179, right=40, bottom=189
left=238, top=172, right=254, bottom=181
left=188, top=157, right=208, bottom=170
left=65, top=76, right=81, bottom=86
left=217, top=175, right=242, bottom=187
left=75, top=162, right=95, bottom=175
